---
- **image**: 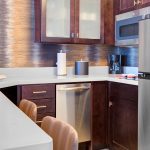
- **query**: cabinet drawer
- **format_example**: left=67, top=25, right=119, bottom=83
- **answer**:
left=37, top=112, right=56, bottom=122
left=32, top=99, right=55, bottom=114
left=21, top=84, right=55, bottom=99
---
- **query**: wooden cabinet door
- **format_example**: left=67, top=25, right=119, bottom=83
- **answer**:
left=115, top=0, right=150, bottom=15
left=74, top=0, right=103, bottom=44
left=35, top=0, right=75, bottom=43
left=108, top=82, right=138, bottom=150
left=120, top=0, right=135, bottom=11
left=75, top=0, right=115, bottom=45
left=115, top=0, right=137, bottom=14
left=92, top=81, right=108, bottom=150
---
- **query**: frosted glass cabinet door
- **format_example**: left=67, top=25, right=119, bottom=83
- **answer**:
left=46, top=0, right=70, bottom=38
left=79, top=0, right=101, bottom=39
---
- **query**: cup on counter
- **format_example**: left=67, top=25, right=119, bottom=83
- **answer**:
left=75, top=60, right=89, bottom=75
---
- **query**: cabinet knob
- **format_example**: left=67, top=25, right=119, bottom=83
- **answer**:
left=109, top=101, right=113, bottom=107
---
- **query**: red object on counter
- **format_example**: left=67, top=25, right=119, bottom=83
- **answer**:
left=118, top=74, right=138, bottom=80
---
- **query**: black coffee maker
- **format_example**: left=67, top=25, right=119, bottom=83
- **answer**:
left=108, top=54, right=122, bottom=74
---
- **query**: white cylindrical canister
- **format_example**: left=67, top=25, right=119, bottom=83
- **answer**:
left=56, top=51, right=67, bottom=76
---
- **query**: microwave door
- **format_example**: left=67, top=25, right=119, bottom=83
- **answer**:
left=139, top=18, right=150, bottom=73
left=115, top=15, right=142, bottom=46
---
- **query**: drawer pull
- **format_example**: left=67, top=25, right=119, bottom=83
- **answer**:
left=37, top=105, right=47, bottom=109
left=36, top=120, right=42, bottom=123
left=33, top=91, right=47, bottom=94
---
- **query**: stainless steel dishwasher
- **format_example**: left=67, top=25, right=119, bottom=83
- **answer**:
left=56, top=83, right=91, bottom=143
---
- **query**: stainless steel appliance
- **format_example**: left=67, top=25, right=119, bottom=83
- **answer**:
left=56, top=83, right=91, bottom=143
left=75, top=60, right=89, bottom=75
left=138, top=14, right=150, bottom=150
left=115, top=6, right=150, bottom=46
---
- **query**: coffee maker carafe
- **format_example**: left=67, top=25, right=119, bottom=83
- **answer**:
left=108, top=54, right=122, bottom=74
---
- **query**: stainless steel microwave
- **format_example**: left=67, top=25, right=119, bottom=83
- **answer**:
left=115, top=6, right=150, bottom=46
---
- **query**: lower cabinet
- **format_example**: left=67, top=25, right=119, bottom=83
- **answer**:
left=17, top=84, right=56, bottom=124
left=16, top=81, right=138, bottom=150
left=92, top=81, right=108, bottom=150
left=108, top=82, right=138, bottom=150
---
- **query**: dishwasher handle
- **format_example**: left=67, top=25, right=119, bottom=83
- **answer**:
left=57, top=86, right=91, bottom=91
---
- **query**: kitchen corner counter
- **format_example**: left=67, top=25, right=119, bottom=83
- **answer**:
left=0, top=67, right=138, bottom=88
left=0, top=67, right=137, bottom=149
left=108, top=74, right=138, bottom=85
left=0, top=91, right=53, bottom=150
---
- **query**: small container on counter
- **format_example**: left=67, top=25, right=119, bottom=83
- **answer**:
left=75, top=60, right=89, bottom=75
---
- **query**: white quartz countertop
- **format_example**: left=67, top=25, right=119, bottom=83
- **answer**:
left=0, top=67, right=137, bottom=149
left=0, top=91, right=53, bottom=150
left=0, top=67, right=138, bottom=88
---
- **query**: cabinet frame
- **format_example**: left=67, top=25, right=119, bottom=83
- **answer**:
left=35, top=0, right=112, bottom=44
left=115, top=0, right=137, bottom=14
left=73, top=0, right=104, bottom=44
left=35, top=0, right=75, bottom=43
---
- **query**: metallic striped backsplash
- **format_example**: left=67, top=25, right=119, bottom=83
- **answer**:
left=0, top=0, right=138, bottom=67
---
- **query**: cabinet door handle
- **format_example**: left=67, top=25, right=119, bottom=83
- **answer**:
left=71, top=33, right=75, bottom=38
left=109, top=101, right=113, bottom=107
left=58, top=86, right=90, bottom=91
left=76, top=33, right=79, bottom=38
left=37, top=105, right=47, bottom=109
left=32, top=90, right=47, bottom=94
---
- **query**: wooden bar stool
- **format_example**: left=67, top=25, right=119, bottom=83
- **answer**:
left=41, top=116, right=78, bottom=150
left=19, top=99, right=37, bottom=122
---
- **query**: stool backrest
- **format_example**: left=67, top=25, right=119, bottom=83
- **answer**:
left=19, top=99, right=37, bottom=122
left=41, top=116, right=78, bottom=150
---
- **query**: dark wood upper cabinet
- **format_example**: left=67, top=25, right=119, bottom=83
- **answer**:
left=108, top=82, right=138, bottom=150
left=120, top=0, right=135, bottom=10
left=115, top=0, right=150, bottom=14
left=35, top=0, right=114, bottom=45
left=35, top=0, right=75, bottom=43
left=115, top=0, right=137, bottom=14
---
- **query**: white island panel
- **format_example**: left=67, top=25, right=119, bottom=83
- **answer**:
left=0, top=92, right=53, bottom=150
